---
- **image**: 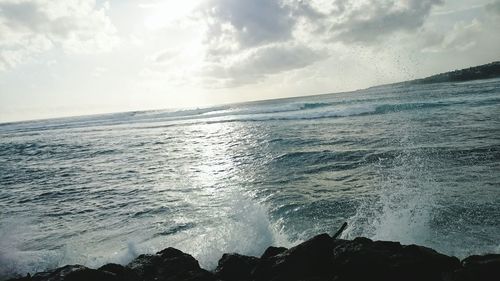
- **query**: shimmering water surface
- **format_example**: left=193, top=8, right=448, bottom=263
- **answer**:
left=1, top=79, right=500, bottom=278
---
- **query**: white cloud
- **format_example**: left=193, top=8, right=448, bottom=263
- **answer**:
left=0, top=0, right=118, bottom=70
left=140, top=0, right=202, bottom=30
left=148, top=49, right=179, bottom=64
left=421, top=19, right=483, bottom=52
left=92, top=66, right=108, bottom=78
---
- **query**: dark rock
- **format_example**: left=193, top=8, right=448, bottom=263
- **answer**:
left=253, top=233, right=335, bottom=281
left=126, top=247, right=216, bottom=281
left=260, top=247, right=287, bottom=259
left=6, top=236, right=499, bottom=281
left=30, top=265, right=118, bottom=281
left=331, top=237, right=461, bottom=281
left=452, top=254, right=500, bottom=281
left=5, top=274, right=32, bottom=281
left=176, top=269, right=217, bottom=281
left=215, top=253, right=259, bottom=281
left=98, top=263, right=140, bottom=281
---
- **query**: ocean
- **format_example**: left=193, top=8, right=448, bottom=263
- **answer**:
left=1, top=79, right=499, bottom=279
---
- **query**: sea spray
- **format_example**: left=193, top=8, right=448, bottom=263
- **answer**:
left=0, top=219, right=61, bottom=278
left=173, top=195, right=292, bottom=270
left=343, top=109, right=439, bottom=247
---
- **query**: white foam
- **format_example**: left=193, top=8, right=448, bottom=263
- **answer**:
left=173, top=196, right=292, bottom=270
left=0, top=216, right=153, bottom=279
left=0, top=219, right=61, bottom=278
left=139, top=103, right=377, bottom=128
left=201, top=105, right=377, bottom=124
left=343, top=126, right=439, bottom=248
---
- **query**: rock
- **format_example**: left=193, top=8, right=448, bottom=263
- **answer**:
left=452, top=254, right=500, bottom=281
left=215, top=253, right=259, bottom=281
left=253, top=233, right=335, bottom=281
left=176, top=269, right=217, bottom=281
left=5, top=235, right=499, bottom=281
left=30, top=265, right=118, bottom=281
left=331, top=237, right=461, bottom=281
left=260, top=247, right=287, bottom=259
left=4, top=274, right=32, bottom=281
left=98, top=263, right=140, bottom=281
left=126, top=247, right=216, bottom=281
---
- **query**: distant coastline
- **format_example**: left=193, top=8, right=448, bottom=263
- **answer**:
left=404, top=61, right=500, bottom=86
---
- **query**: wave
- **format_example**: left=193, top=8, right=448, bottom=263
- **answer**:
left=237, top=105, right=374, bottom=121
left=138, top=100, right=458, bottom=130
left=208, top=102, right=333, bottom=116
left=272, top=150, right=369, bottom=167
left=3, top=99, right=467, bottom=136
left=373, top=102, right=450, bottom=114
left=0, top=98, right=463, bottom=135
left=183, top=101, right=453, bottom=125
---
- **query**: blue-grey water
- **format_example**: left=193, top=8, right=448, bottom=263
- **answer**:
left=1, top=79, right=499, bottom=279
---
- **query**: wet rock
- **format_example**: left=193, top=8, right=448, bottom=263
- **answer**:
left=98, top=263, right=140, bottom=281
left=452, top=254, right=500, bottom=281
left=31, top=265, right=118, bottom=281
left=260, top=246, right=287, bottom=259
left=331, top=237, right=461, bottom=281
left=4, top=274, right=32, bottom=281
left=214, top=253, right=259, bottom=281
left=176, top=269, right=217, bottom=281
left=253, top=233, right=335, bottom=281
left=6, top=234, right=500, bottom=281
left=126, top=247, right=216, bottom=281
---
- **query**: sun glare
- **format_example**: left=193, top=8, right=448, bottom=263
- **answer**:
left=143, top=0, right=203, bottom=29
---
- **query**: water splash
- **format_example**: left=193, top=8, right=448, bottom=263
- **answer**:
left=344, top=119, right=438, bottom=247
left=0, top=219, right=61, bottom=279
left=176, top=196, right=292, bottom=269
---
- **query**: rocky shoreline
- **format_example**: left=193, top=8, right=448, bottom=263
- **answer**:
left=7, top=232, right=500, bottom=281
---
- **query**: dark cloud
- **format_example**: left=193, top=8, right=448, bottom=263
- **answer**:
left=204, top=43, right=327, bottom=87
left=201, top=0, right=294, bottom=54
left=201, top=0, right=324, bottom=53
left=331, top=0, right=443, bottom=43
left=486, top=0, right=500, bottom=15
left=0, top=1, right=46, bottom=31
left=0, top=1, right=81, bottom=37
left=198, top=0, right=326, bottom=86
left=201, top=0, right=443, bottom=48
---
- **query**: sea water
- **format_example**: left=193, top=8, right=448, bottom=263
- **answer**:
left=1, top=79, right=499, bottom=279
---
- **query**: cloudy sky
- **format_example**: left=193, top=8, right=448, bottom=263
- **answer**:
left=1, top=0, right=499, bottom=122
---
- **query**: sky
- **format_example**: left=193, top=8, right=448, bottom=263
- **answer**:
left=0, top=0, right=499, bottom=122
